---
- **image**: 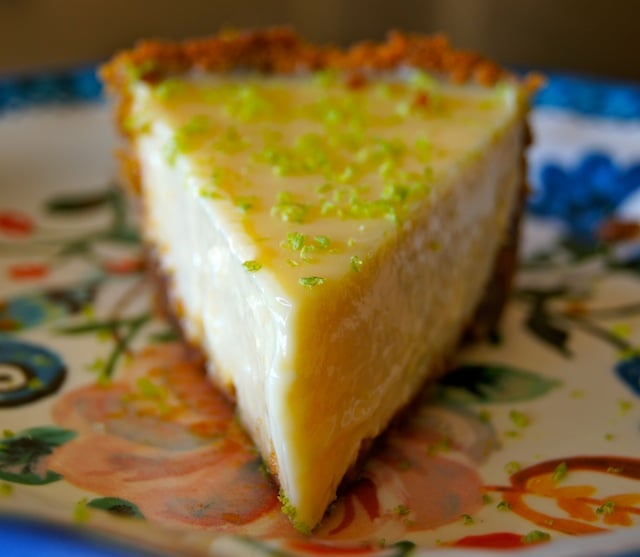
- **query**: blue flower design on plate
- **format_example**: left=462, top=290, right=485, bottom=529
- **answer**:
left=0, top=281, right=99, bottom=333
left=533, top=74, right=640, bottom=120
left=0, top=339, right=66, bottom=406
left=614, top=356, right=640, bottom=396
left=529, top=152, right=640, bottom=243
left=0, top=67, right=102, bottom=113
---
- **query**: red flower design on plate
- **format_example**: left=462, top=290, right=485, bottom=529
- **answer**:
left=0, top=210, right=35, bottom=237
left=8, top=262, right=49, bottom=280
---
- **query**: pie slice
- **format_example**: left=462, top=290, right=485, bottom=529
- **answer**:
left=101, top=28, right=531, bottom=531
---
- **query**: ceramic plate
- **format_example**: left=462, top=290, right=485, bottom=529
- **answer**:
left=0, top=70, right=639, bottom=556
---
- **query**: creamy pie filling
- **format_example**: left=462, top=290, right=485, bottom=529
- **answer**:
left=130, top=72, right=526, bottom=529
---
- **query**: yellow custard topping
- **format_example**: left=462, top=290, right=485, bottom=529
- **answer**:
left=131, top=73, right=517, bottom=291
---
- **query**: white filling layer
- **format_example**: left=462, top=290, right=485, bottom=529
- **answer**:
left=138, top=132, right=294, bottom=483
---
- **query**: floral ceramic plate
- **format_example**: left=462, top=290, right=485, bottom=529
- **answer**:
left=0, top=70, right=639, bottom=557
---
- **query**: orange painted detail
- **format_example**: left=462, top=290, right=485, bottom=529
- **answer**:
left=8, top=262, right=49, bottom=280
left=485, top=456, right=640, bottom=537
left=503, top=490, right=605, bottom=536
left=328, top=478, right=379, bottom=536
left=102, top=257, right=146, bottom=275
left=453, top=532, right=525, bottom=549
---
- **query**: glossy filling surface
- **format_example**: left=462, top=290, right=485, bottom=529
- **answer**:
left=132, top=72, right=525, bottom=529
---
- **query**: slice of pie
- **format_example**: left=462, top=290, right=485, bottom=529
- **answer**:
left=102, top=28, right=531, bottom=531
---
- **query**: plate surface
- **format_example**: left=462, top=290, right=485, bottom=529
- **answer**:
left=0, top=70, right=639, bottom=556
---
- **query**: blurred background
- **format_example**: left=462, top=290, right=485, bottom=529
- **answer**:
left=0, top=0, right=638, bottom=81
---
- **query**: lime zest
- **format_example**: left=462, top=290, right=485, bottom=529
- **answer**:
left=552, top=461, right=568, bottom=483
left=242, top=260, right=262, bottom=272
left=350, top=255, right=364, bottom=272
left=299, top=276, right=325, bottom=289
left=521, top=530, right=551, bottom=544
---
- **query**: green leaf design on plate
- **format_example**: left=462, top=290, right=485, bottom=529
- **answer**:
left=87, top=497, right=145, bottom=519
left=45, top=189, right=115, bottom=213
left=436, top=364, right=561, bottom=405
left=46, top=189, right=113, bottom=213
left=518, top=288, right=572, bottom=356
left=148, top=327, right=181, bottom=343
left=0, top=426, right=76, bottom=485
left=45, top=186, right=139, bottom=244
left=390, top=540, right=417, bottom=556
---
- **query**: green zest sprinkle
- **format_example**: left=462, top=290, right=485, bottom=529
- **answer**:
left=96, top=374, right=112, bottom=388
left=234, top=196, right=255, bottom=213
left=509, top=409, right=530, bottom=428
left=125, top=59, right=157, bottom=82
left=300, top=244, right=316, bottom=262
left=136, top=377, right=167, bottom=400
left=73, top=498, right=91, bottom=524
left=596, top=500, right=616, bottom=515
left=381, top=182, right=410, bottom=203
left=395, top=101, right=411, bottom=118
left=27, top=377, right=43, bottom=389
left=277, top=489, right=295, bottom=517
left=521, top=530, right=551, bottom=544
left=552, top=461, right=568, bottom=483
left=350, top=255, right=364, bottom=272
left=242, top=260, right=262, bottom=272
left=393, top=504, right=410, bottom=516
left=123, top=114, right=150, bottom=134
left=154, top=78, right=184, bottom=100
left=224, top=84, right=273, bottom=122
left=165, top=114, right=211, bottom=164
left=314, top=235, right=331, bottom=249
left=505, top=461, right=521, bottom=475
left=277, top=489, right=311, bottom=534
left=314, top=69, right=338, bottom=88
left=461, top=514, right=474, bottom=525
left=299, top=276, right=325, bottom=289
left=0, top=482, right=13, bottom=496
left=482, top=494, right=493, bottom=504
left=180, top=114, right=211, bottom=137
left=618, top=400, right=633, bottom=415
left=497, top=500, right=511, bottom=511
left=271, top=191, right=310, bottom=224
left=85, top=357, right=106, bottom=373
left=338, top=165, right=355, bottom=183
left=414, top=136, right=432, bottom=162
left=215, top=126, right=249, bottom=153
left=283, top=231, right=306, bottom=251
left=163, top=141, right=179, bottom=166
left=410, top=70, right=438, bottom=90
left=199, top=186, right=224, bottom=200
